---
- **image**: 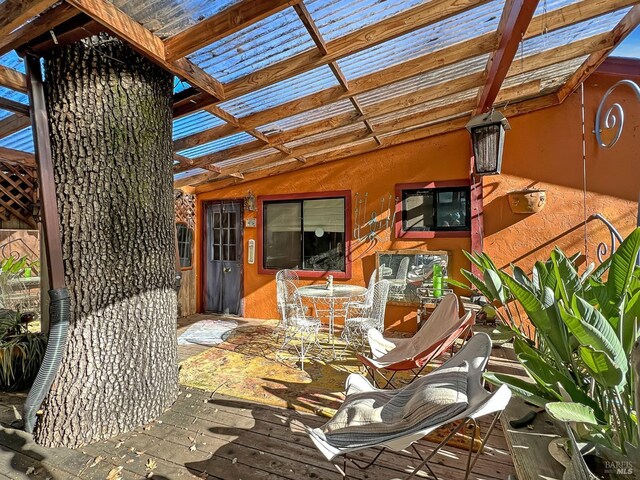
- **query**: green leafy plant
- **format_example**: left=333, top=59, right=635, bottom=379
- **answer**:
left=0, top=309, right=47, bottom=391
left=452, top=228, right=640, bottom=456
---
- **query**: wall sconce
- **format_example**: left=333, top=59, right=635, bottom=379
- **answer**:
left=244, top=191, right=257, bottom=212
left=466, top=110, right=511, bottom=176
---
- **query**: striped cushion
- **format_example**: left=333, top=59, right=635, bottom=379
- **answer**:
left=321, top=363, right=468, bottom=448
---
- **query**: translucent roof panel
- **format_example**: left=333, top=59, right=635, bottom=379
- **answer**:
left=172, top=110, right=225, bottom=141
left=521, top=8, right=631, bottom=57
left=177, top=131, right=255, bottom=159
left=258, top=99, right=357, bottom=136
left=534, top=0, right=581, bottom=15
left=173, top=77, right=191, bottom=94
left=0, top=86, right=28, bottom=105
left=174, top=168, right=209, bottom=181
left=305, top=0, right=427, bottom=42
left=0, top=108, right=13, bottom=122
left=0, top=128, right=34, bottom=153
left=109, top=0, right=243, bottom=38
left=336, top=0, right=503, bottom=80
left=356, top=54, right=489, bottom=107
left=187, top=7, right=315, bottom=83
left=0, top=51, right=24, bottom=72
left=219, top=65, right=339, bottom=118
left=215, top=147, right=281, bottom=169
left=284, top=123, right=366, bottom=149
left=502, top=56, right=588, bottom=94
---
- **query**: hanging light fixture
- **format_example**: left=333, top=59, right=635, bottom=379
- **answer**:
left=466, top=110, right=511, bottom=176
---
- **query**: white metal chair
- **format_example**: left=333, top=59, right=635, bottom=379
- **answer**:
left=341, top=280, right=390, bottom=352
left=275, top=269, right=300, bottom=338
left=275, top=280, right=321, bottom=370
left=307, top=333, right=512, bottom=480
left=389, top=257, right=410, bottom=298
left=344, top=269, right=378, bottom=312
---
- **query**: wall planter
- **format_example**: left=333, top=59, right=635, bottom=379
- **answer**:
left=507, top=189, right=547, bottom=214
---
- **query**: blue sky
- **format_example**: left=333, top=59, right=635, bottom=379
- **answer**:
left=613, top=26, right=640, bottom=58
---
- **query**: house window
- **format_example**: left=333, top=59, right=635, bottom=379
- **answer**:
left=176, top=223, right=193, bottom=269
left=261, top=194, right=348, bottom=273
left=395, top=182, right=471, bottom=238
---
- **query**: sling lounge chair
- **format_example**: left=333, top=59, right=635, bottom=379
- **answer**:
left=358, top=294, right=475, bottom=388
left=307, top=333, right=511, bottom=480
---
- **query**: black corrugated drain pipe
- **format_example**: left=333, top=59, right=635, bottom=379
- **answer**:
left=23, top=287, right=70, bottom=433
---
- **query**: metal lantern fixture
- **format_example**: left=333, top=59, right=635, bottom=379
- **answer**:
left=466, top=110, right=511, bottom=176
left=244, top=191, right=257, bottom=212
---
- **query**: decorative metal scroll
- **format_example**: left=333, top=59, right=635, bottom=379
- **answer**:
left=595, top=79, right=640, bottom=148
left=353, top=192, right=396, bottom=243
left=593, top=78, right=640, bottom=267
left=174, top=189, right=196, bottom=229
left=589, top=213, right=624, bottom=264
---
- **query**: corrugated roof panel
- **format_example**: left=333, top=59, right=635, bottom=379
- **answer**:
left=109, top=0, right=243, bottom=38
left=304, top=137, right=376, bottom=158
left=534, top=0, right=581, bottom=15
left=336, top=0, right=502, bottom=80
left=0, top=51, right=24, bottom=72
left=215, top=147, right=281, bottom=168
left=177, top=131, right=255, bottom=159
left=305, top=0, right=428, bottom=42
left=0, top=127, right=33, bottom=153
left=174, top=168, right=209, bottom=180
left=218, top=65, right=339, bottom=118
left=284, top=123, right=366, bottom=149
left=0, top=108, right=13, bottom=122
left=370, top=88, right=479, bottom=125
left=188, top=7, right=316, bottom=83
left=257, top=99, right=356, bottom=135
left=0, top=86, right=28, bottom=105
left=173, top=77, right=191, bottom=94
left=521, top=8, right=631, bottom=57
left=501, top=56, right=588, bottom=93
left=377, top=112, right=466, bottom=138
left=356, top=54, right=489, bottom=107
left=172, top=110, right=225, bottom=140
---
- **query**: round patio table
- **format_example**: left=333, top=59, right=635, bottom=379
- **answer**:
left=297, top=284, right=367, bottom=357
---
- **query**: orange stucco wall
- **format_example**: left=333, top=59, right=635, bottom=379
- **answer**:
left=190, top=71, right=639, bottom=332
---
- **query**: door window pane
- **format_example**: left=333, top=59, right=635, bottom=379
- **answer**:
left=176, top=224, right=193, bottom=268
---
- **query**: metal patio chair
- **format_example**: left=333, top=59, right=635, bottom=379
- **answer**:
left=389, top=257, right=410, bottom=299
left=341, top=280, right=390, bottom=353
left=275, top=280, right=321, bottom=370
left=344, top=269, right=378, bottom=312
left=275, top=269, right=300, bottom=338
left=306, top=333, right=511, bottom=480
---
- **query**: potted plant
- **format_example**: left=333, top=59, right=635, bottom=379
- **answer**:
left=450, top=228, right=640, bottom=476
left=507, top=189, right=547, bottom=214
left=0, top=309, right=47, bottom=391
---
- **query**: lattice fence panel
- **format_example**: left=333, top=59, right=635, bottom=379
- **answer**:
left=0, top=161, right=38, bottom=227
left=174, top=189, right=196, bottom=229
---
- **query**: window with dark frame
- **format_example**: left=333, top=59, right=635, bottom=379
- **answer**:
left=402, top=186, right=471, bottom=232
left=263, top=196, right=346, bottom=272
left=176, top=223, right=193, bottom=268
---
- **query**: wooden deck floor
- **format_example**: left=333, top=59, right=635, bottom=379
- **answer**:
left=0, top=315, right=518, bottom=480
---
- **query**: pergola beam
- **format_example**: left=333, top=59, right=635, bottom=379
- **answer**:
left=0, top=2, right=79, bottom=56
left=0, top=114, right=30, bottom=139
left=64, top=0, right=225, bottom=101
left=0, top=146, right=35, bottom=166
left=557, top=5, right=640, bottom=102
left=0, top=98, right=29, bottom=116
left=0, top=0, right=58, bottom=40
left=475, top=0, right=540, bottom=114
left=164, top=0, right=301, bottom=61
left=0, top=65, right=27, bottom=93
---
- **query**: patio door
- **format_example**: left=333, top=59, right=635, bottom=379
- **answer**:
left=204, top=201, right=243, bottom=315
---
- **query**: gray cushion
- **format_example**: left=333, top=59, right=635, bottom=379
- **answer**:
left=321, top=363, right=469, bottom=448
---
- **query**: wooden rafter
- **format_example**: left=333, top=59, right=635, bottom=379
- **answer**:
left=0, top=97, right=29, bottom=116
left=164, top=0, right=301, bottom=61
left=0, top=114, right=30, bottom=140
left=475, top=0, right=540, bottom=114
left=0, top=0, right=58, bottom=40
left=64, top=0, right=225, bottom=101
left=557, top=5, right=640, bottom=101
left=0, top=146, right=35, bottom=166
left=0, top=65, right=27, bottom=93
left=0, top=2, right=79, bottom=56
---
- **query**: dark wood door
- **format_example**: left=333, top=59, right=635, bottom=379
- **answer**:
left=204, top=201, right=243, bottom=314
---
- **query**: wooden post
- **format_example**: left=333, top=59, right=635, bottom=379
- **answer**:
left=24, top=53, right=65, bottom=290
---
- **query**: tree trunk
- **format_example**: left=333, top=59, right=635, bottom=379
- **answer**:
left=34, top=34, right=178, bottom=448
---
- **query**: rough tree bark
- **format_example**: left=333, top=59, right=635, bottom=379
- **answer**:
left=34, top=34, right=179, bottom=447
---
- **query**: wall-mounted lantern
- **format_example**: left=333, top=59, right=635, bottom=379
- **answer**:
left=466, top=110, right=511, bottom=176
left=244, top=191, right=257, bottom=212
